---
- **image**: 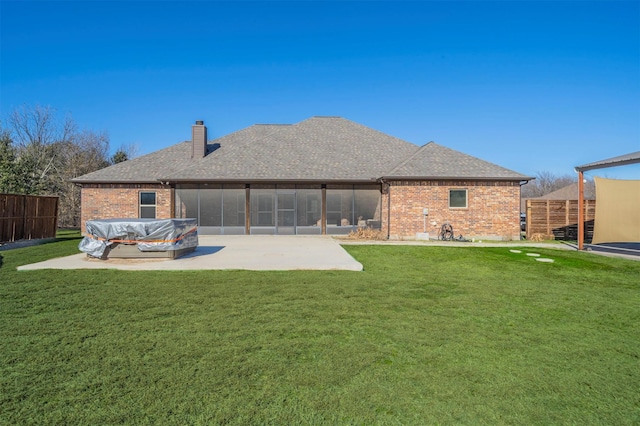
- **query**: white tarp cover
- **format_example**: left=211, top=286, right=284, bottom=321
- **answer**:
left=592, top=177, right=640, bottom=244
left=79, top=218, right=198, bottom=258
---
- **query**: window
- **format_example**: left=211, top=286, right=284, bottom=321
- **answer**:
left=449, top=189, right=467, bottom=209
left=140, top=192, right=157, bottom=218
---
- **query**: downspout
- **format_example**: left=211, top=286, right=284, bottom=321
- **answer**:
left=387, top=184, right=391, bottom=240
left=379, top=178, right=391, bottom=240
left=376, top=177, right=392, bottom=240
left=165, top=182, right=175, bottom=218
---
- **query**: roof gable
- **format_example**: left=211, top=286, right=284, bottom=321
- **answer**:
left=533, top=182, right=596, bottom=200
left=385, top=142, right=529, bottom=180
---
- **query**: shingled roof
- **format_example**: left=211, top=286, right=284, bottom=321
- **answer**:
left=532, top=182, right=596, bottom=200
left=72, top=116, right=530, bottom=183
left=385, top=141, right=527, bottom=179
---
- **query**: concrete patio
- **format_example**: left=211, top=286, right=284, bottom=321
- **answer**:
left=16, top=235, right=364, bottom=272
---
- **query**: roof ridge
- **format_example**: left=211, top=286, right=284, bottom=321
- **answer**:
left=211, top=122, right=293, bottom=143
left=301, top=116, right=419, bottom=146
left=253, top=123, right=292, bottom=126
left=387, top=141, right=435, bottom=175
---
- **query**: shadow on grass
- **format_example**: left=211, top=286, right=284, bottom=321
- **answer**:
left=41, top=229, right=83, bottom=246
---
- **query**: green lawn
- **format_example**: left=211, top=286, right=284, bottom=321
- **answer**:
left=1, top=234, right=639, bottom=425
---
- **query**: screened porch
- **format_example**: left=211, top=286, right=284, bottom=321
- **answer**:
left=175, top=184, right=382, bottom=235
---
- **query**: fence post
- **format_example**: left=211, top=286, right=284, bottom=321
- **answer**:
left=546, top=201, right=550, bottom=236
left=53, top=197, right=59, bottom=236
left=525, top=199, right=531, bottom=240
left=22, top=194, right=27, bottom=241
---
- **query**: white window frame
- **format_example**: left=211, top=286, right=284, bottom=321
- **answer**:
left=139, top=191, right=157, bottom=218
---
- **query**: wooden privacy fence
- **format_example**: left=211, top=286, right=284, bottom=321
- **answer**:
left=0, top=194, right=59, bottom=243
left=526, top=199, right=596, bottom=241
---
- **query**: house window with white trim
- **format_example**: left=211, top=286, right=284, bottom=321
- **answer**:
left=140, top=192, right=157, bottom=218
left=449, top=189, right=467, bottom=209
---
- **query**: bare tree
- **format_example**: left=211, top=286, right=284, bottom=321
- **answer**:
left=2, top=105, right=111, bottom=227
left=111, top=142, right=139, bottom=164
left=9, top=104, right=74, bottom=147
left=521, top=171, right=578, bottom=198
left=8, top=105, right=76, bottom=193
left=55, top=130, right=111, bottom=227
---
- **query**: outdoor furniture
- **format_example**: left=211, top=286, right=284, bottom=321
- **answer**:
left=79, top=218, right=198, bottom=259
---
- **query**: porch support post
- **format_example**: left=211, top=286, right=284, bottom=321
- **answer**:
left=387, top=184, right=391, bottom=240
left=245, top=184, right=251, bottom=235
left=578, top=171, right=585, bottom=250
left=321, top=185, right=326, bottom=235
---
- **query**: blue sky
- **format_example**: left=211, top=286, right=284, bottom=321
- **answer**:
left=1, top=1, right=639, bottom=179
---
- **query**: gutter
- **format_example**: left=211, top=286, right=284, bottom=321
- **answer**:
left=380, top=175, right=534, bottom=182
left=70, top=179, right=167, bottom=185
left=155, top=178, right=381, bottom=184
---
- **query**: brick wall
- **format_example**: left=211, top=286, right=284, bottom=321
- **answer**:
left=387, top=180, right=521, bottom=240
left=80, top=184, right=173, bottom=233
left=79, top=180, right=521, bottom=239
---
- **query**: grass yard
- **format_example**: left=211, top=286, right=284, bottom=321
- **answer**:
left=1, top=233, right=639, bottom=425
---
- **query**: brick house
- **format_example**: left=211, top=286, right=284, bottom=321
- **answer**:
left=72, top=117, right=531, bottom=240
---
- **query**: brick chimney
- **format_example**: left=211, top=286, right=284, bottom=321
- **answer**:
left=191, top=120, right=207, bottom=158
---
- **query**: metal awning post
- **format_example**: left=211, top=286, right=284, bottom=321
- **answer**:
left=578, top=171, right=584, bottom=250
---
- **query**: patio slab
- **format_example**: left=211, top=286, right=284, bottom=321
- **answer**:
left=17, top=235, right=364, bottom=271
